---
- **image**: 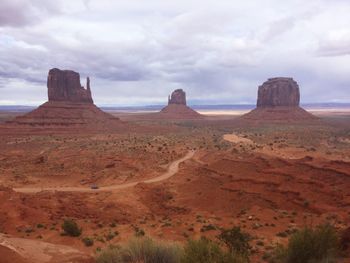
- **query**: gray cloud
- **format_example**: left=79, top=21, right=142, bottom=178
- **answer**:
left=0, top=0, right=61, bottom=27
left=317, top=37, right=350, bottom=57
left=0, top=0, right=349, bottom=105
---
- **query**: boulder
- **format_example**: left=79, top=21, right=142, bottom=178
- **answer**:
left=47, top=68, right=93, bottom=103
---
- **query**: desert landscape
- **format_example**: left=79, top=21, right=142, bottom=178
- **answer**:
left=0, top=70, right=349, bottom=263
left=1, top=1, right=350, bottom=262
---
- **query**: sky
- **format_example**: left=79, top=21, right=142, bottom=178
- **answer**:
left=0, top=0, right=349, bottom=106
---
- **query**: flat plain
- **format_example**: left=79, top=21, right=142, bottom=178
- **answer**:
left=0, top=108, right=349, bottom=262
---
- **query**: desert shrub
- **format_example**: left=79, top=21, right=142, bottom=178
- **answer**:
left=106, top=231, right=117, bottom=241
left=133, top=226, right=145, bottom=237
left=218, top=227, right=251, bottom=258
left=96, top=237, right=182, bottom=263
left=82, top=237, right=94, bottom=247
left=200, top=224, right=217, bottom=232
left=181, top=237, right=247, bottom=263
left=61, top=219, right=82, bottom=237
left=96, top=247, right=122, bottom=262
left=270, top=224, right=339, bottom=263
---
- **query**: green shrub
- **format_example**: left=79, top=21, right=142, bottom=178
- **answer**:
left=61, top=219, right=82, bottom=237
left=106, top=232, right=116, bottom=241
left=200, top=224, right=217, bottom=232
left=134, top=227, right=145, bottom=237
left=218, top=227, right=251, bottom=257
left=270, top=224, right=339, bottom=263
left=96, top=237, right=182, bottom=263
left=82, top=237, right=94, bottom=247
left=181, top=238, right=247, bottom=263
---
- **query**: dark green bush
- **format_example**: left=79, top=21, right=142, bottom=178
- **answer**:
left=61, top=219, right=82, bottom=237
left=270, top=224, right=339, bottom=263
left=82, top=237, right=94, bottom=247
left=134, top=227, right=145, bottom=237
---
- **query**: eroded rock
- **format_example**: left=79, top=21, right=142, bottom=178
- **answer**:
left=168, top=89, right=186, bottom=105
left=48, top=68, right=93, bottom=103
left=241, top=77, right=316, bottom=122
left=257, top=78, right=300, bottom=107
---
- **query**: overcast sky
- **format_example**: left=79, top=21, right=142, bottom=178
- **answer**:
left=0, top=0, right=349, bottom=106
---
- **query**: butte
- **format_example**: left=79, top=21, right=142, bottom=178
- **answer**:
left=7, top=68, right=124, bottom=131
left=157, top=89, right=203, bottom=119
left=241, top=77, right=317, bottom=122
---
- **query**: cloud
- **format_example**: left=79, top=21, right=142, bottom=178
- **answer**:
left=316, top=30, right=350, bottom=56
left=0, top=0, right=349, bottom=105
left=0, top=0, right=61, bottom=27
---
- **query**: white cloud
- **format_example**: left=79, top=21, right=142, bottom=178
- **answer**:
left=0, top=0, right=349, bottom=105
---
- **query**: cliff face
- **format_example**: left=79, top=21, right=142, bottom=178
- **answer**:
left=257, top=78, right=300, bottom=108
left=168, top=89, right=186, bottom=105
left=7, top=68, right=122, bottom=129
left=47, top=68, right=93, bottom=103
left=157, top=89, right=202, bottom=119
left=241, top=77, right=316, bottom=122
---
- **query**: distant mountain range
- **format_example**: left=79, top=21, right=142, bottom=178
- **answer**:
left=0, top=103, right=349, bottom=112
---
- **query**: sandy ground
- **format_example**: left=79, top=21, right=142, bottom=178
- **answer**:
left=223, top=133, right=254, bottom=144
left=0, top=109, right=349, bottom=262
left=0, top=234, right=92, bottom=263
left=13, top=150, right=195, bottom=193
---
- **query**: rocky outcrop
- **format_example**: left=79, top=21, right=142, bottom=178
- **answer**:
left=47, top=68, right=93, bottom=103
left=7, top=68, right=123, bottom=131
left=241, top=77, right=316, bottom=122
left=257, top=78, right=300, bottom=107
left=157, top=89, right=203, bottom=119
left=168, top=89, right=186, bottom=105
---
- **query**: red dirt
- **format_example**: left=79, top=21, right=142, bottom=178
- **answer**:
left=241, top=106, right=317, bottom=122
left=0, top=245, right=29, bottom=263
left=159, top=104, right=204, bottom=119
left=0, top=112, right=349, bottom=262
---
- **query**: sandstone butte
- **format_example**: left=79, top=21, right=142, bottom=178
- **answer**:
left=159, top=89, right=203, bottom=119
left=242, top=77, right=317, bottom=121
left=7, top=68, right=122, bottom=129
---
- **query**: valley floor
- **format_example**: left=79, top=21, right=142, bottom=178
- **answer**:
left=0, top=111, right=349, bottom=262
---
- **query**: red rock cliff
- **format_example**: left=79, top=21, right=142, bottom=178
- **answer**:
left=257, top=78, right=300, bottom=108
left=168, top=89, right=186, bottom=105
left=47, top=68, right=93, bottom=103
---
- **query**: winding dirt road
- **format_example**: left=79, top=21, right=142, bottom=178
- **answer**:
left=13, top=150, right=195, bottom=194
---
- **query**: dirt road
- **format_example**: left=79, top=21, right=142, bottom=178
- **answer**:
left=13, top=150, right=195, bottom=194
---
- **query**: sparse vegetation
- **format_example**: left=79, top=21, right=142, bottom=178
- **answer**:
left=96, top=237, right=182, bottom=263
left=218, top=227, right=251, bottom=258
left=82, top=237, right=94, bottom=247
left=269, top=224, right=339, bottom=263
left=182, top=237, right=248, bottom=263
left=134, top=226, right=145, bottom=237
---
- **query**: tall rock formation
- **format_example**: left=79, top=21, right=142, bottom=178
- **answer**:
left=257, top=78, right=300, bottom=107
left=158, top=89, right=202, bottom=119
left=168, top=89, right=187, bottom=105
left=47, top=68, right=93, bottom=103
left=242, top=77, right=316, bottom=122
left=8, top=68, right=122, bottom=131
